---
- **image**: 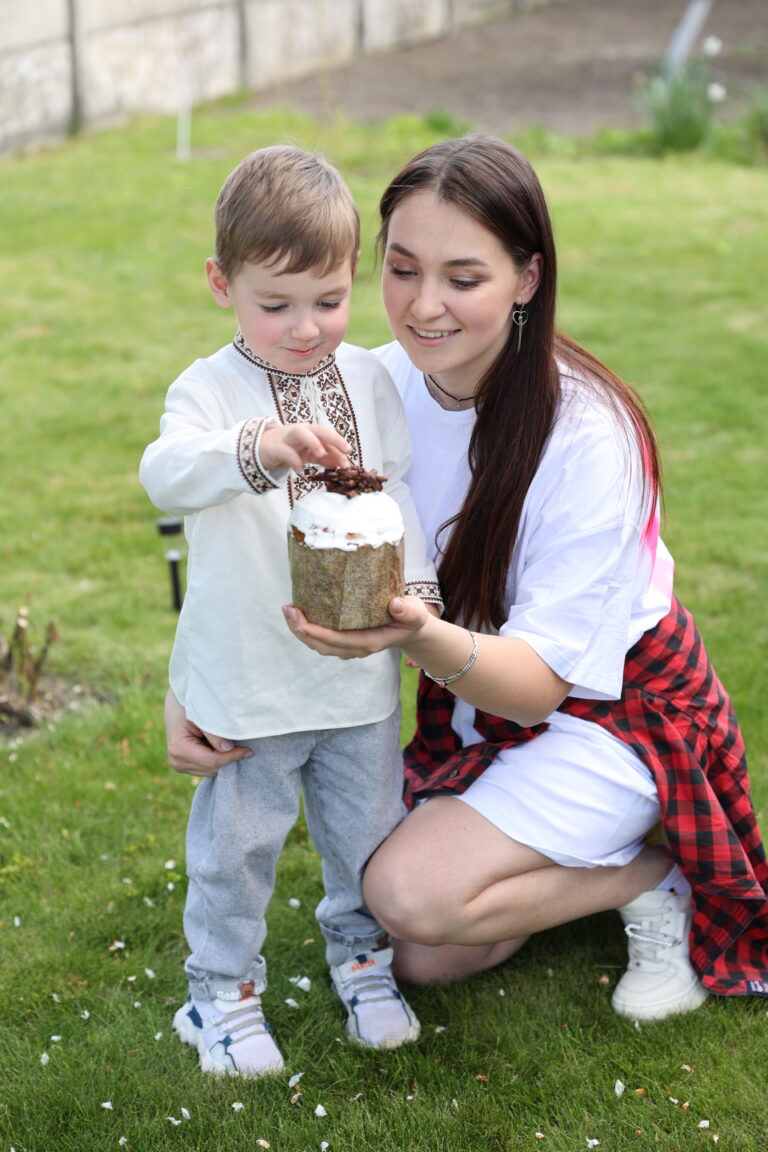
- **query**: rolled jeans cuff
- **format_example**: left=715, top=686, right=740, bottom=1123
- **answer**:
left=186, top=955, right=267, bottom=1002
left=321, top=927, right=388, bottom=967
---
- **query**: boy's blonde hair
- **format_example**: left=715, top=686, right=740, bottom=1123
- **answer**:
left=213, top=145, right=360, bottom=280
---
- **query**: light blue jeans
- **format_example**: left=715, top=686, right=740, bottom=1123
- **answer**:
left=183, top=709, right=404, bottom=1000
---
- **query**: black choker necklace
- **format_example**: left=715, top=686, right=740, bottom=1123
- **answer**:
left=424, top=373, right=474, bottom=410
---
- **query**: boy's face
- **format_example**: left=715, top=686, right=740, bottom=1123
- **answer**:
left=207, top=255, right=355, bottom=375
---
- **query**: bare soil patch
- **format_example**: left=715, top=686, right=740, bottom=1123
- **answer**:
left=0, top=677, right=108, bottom=740
left=252, top=0, right=768, bottom=137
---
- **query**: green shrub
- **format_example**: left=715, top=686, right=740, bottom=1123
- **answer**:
left=638, top=61, right=714, bottom=153
left=744, top=85, right=768, bottom=157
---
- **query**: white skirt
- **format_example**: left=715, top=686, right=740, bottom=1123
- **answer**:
left=455, top=710, right=661, bottom=868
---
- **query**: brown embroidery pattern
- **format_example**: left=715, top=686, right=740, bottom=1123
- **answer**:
left=237, top=416, right=279, bottom=494
left=405, top=580, right=444, bottom=612
left=233, top=332, right=361, bottom=507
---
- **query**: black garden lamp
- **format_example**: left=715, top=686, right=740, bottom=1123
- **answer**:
left=156, top=516, right=185, bottom=612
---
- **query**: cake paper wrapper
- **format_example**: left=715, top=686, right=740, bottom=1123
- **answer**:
left=288, top=535, right=404, bottom=629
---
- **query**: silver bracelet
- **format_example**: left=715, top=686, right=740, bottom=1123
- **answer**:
left=423, top=631, right=478, bottom=689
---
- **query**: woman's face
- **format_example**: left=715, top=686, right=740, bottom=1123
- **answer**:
left=381, top=190, right=539, bottom=395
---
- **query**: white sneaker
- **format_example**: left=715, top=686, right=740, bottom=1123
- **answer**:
left=611, top=889, right=709, bottom=1021
left=173, top=986, right=285, bottom=1077
left=331, top=947, right=420, bottom=1049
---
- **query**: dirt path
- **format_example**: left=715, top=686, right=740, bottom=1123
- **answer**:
left=253, top=0, right=768, bottom=136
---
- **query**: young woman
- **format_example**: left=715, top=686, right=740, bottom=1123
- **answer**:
left=167, top=136, right=768, bottom=1020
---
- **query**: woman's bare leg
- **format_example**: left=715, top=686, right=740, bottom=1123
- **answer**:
left=391, top=935, right=530, bottom=986
left=364, top=796, right=670, bottom=950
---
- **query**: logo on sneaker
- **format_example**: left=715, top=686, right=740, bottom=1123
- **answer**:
left=350, top=957, right=376, bottom=974
left=238, top=980, right=257, bottom=1000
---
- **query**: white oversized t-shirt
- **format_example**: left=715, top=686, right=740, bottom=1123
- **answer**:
left=373, top=340, right=674, bottom=764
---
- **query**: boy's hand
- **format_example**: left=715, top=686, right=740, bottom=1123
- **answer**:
left=260, top=424, right=350, bottom=475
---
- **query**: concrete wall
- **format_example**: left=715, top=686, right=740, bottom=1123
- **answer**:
left=0, top=0, right=562, bottom=154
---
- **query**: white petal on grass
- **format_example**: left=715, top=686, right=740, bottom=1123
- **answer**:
left=586, top=1141, right=600, bottom=1149
left=81, top=1010, right=90, bottom=1020
left=164, top=860, right=176, bottom=869
left=40, top=1053, right=50, bottom=1066
left=288, top=975, right=312, bottom=992
left=708, top=82, right=727, bottom=103
left=101, top=1102, right=114, bottom=1110
left=288, top=1073, right=304, bottom=1088
left=434, top=1025, right=447, bottom=1033
left=285, top=998, right=300, bottom=1009
left=167, top=882, right=175, bottom=891
left=133, top=1001, right=141, bottom=1008
left=321, top=1143, right=330, bottom=1151
left=155, top=1032, right=164, bottom=1040
left=168, top=1117, right=182, bottom=1126
left=314, top=1104, right=328, bottom=1117
left=13, top=916, right=21, bottom=927
left=127, top=975, right=136, bottom=982
left=699, top=1120, right=710, bottom=1129
left=181, top=1107, right=191, bottom=1120
left=256, top=1141, right=270, bottom=1149
left=144, top=968, right=156, bottom=979
left=288, top=898, right=301, bottom=908
left=232, top=1102, right=244, bottom=1111
left=51, top=1035, right=62, bottom=1043
left=119, top=1139, right=128, bottom=1146
left=614, top=1080, right=625, bottom=1097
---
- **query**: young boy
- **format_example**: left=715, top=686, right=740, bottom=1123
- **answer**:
left=140, top=146, right=441, bottom=1077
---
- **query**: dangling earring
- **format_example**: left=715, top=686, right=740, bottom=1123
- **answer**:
left=512, top=302, right=528, bottom=353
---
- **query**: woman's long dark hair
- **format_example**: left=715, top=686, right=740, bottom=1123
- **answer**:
left=378, top=136, right=661, bottom=632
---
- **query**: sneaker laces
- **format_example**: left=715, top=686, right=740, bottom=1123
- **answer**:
left=623, top=920, right=682, bottom=962
left=217, top=998, right=270, bottom=1044
left=340, top=968, right=399, bottom=1005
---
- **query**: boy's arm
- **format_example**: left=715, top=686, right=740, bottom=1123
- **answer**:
left=139, top=370, right=348, bottom=516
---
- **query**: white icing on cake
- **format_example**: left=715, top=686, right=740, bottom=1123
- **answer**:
left=289, top=488, right=404, bottom=552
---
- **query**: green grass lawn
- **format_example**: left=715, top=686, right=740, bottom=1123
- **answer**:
left=0, top=102, right=767, bottom=1150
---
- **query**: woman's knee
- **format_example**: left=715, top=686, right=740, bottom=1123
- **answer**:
left=363, top=853, right=455, bottom=946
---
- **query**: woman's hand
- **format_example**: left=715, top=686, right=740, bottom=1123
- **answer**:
left=163, top=688, right=249, bottom=778
left=281, top=594, right=432, bottom=660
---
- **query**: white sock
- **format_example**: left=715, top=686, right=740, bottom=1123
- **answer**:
left=655, top=862, right=691, bottom=896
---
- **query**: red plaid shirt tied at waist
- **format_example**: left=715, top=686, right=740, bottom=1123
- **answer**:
left=403, top=596, right=768, bottom=997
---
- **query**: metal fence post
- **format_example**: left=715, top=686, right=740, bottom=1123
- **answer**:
left=66, top=0, right=84, bottom=135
